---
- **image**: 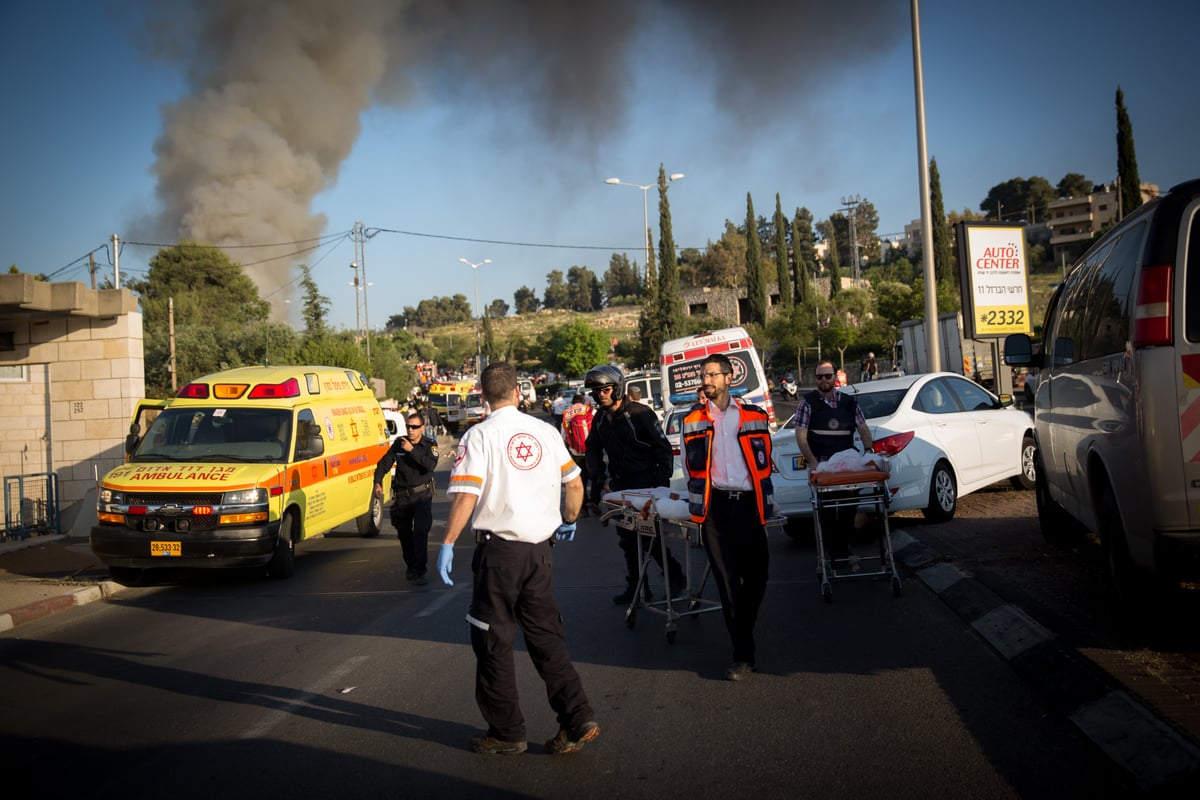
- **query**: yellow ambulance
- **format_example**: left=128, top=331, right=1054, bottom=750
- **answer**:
left=91, top=366, right=392, bottom=582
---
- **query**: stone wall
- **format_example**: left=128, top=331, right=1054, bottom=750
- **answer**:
left=0, top=277, right=143, bottom=534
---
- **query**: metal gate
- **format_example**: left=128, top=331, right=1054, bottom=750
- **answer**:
left=2, top=472, right=60, bottom=541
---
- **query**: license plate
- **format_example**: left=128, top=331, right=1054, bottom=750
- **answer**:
left=151, top=541, right=182, bottom=557
left=791, top=456, right=807, bottom=472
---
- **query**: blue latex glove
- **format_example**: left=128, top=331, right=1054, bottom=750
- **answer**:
left=437, top=543, right=455, bottom=586
left=555, top=522, right=577, bottom=542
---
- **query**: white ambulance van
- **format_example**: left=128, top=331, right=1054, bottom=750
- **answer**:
left=92, top=366, right=392, bottom=583
left=659, top=327, right=776, bottom=427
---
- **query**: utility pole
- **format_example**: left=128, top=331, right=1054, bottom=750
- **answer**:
left=88, top=252, right=96, bottom=290
left=840, top=195, right=862, bottom=283
left=168, top=297, right=177, bottom=391
left=112, top=234, right=120, bottom=287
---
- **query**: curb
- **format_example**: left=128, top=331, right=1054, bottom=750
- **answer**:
left=0, top=580, right=123, bottom=633
left=891, top=529, right=1200, bottom=792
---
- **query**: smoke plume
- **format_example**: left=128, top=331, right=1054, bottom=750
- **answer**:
left=142, top=0, right=904, bottom=316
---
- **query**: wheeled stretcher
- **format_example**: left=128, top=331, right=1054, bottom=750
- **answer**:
left=810, top=469, right=902, bottom=602
left=600, top=488, right=722, bottom=642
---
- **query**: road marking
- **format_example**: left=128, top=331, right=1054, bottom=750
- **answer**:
left=239, top=655, right=368, bottom=740
left=416, top=585, right=465, bottom=617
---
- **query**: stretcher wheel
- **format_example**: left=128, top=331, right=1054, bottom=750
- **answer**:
left=891, top=576, right=902, bottom=597
left=821, top=582, right=832, bottom=603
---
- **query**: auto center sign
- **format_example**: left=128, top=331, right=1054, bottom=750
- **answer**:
left=956, top=222, right=1033, bottom=338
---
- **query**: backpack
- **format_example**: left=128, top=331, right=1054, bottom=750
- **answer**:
left=564, top=407, right=592, bottom=455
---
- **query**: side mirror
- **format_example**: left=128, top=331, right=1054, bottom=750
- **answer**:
left=124, top=423, right=142, bottom=457
left=1003, top=333, right=1039, bottom=368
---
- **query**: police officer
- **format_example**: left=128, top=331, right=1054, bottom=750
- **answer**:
left=583, top=364, right=686, bottom=605
left=373, top=410, right=439, bottom=584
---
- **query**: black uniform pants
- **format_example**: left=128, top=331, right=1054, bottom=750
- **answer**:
left=701, top=490, right=770, bottom=666
left=391, top=494, right=432, bottom=575
left=467, top=535, right=593, bottom=742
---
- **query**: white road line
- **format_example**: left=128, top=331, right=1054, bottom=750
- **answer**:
left=416, top=585, right=466, bottom=617
left=239, top=655, right=368, bottom=740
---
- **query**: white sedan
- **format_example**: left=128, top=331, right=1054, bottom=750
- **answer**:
left=770, top=372, right=1036, bottom=526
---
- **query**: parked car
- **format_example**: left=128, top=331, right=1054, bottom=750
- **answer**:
left=663, top=406, right=689, bottom=490
left=769, top=372, right=1036, bottom=531
left=1004, top=177, right=1200, bottom=602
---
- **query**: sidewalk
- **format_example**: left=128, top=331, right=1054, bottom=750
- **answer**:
left=0, top=533, right=124, bottom=632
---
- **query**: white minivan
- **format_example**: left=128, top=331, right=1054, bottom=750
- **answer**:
left=1004, top=177, right=1200, bottom=603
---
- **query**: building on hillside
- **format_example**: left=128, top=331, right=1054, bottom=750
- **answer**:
left=1045, top=182, right=1159, bottom=266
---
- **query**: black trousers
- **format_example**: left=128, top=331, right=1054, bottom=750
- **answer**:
left=701, top=491, right=770, bottom=666
left=468, top=535, right=593, bottom=742
left=391, top=495, right=432, bottom=575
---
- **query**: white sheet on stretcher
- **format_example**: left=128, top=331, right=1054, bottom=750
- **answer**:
left=602, top=487, right=692, bottom=521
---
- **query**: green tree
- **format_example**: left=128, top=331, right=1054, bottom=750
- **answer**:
left=696, top=221, right=745, bottom=288
left=772, top=194, right=792, bottom=309
left=1057, top=172, right=1092, bottom=198
left=543, top=270, right=569, bottom=309
left=603, top=252, right=639, bottom=303
left=537, top=318, right=611, bottom=377
left=297, top=263, right=329, bottom=336
left=745, top=193, right=766, bottom=324
left=487, top=298, right=509, bottom=319
left=513, top=286, right=540, bottom=314
left=566, top=265, right=599, bottom=311
left=137, top=241, right=270, bottom=329
left=1116, top=86, right=1143, bottom=218
left=929, top=158, right=955, bottom=297
left=656, top=165, right=685, bottom=340
left=820, top=217, right=841, bottom=297
left=981, top=177, right=1056, bottom=223
left=299, top=330, right=369, bottom=374
left=634, top=235, right=662, bottom=369
left=792, top=208, right=817, bottom=305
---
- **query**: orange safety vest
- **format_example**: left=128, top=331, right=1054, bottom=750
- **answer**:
left=681, top=399, right=774, bottom=524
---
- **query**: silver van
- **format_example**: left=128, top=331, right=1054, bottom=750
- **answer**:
left=1004, top=178, right=1200, bottom=601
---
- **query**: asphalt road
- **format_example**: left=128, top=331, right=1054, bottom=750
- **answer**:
left=0, top=483, right=1136, bottom=799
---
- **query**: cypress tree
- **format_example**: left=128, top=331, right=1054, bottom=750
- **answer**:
left=791, top=216, right=809, bottom=305
left=825, top=219, right=841, bottom=297
left=929, top=158, right=955, bottom=295
left=773, top=193, right=792, bottom=309
left=1116, top=86, right=1143, bottom=218
left=656, top=164, right=685, bottom=340
left=745, top=193, right=766, bottom=324
left=636, top=233, right=662, bottom=368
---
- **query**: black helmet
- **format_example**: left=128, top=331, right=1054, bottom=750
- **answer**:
left=584, top=365, right=624, bottom=400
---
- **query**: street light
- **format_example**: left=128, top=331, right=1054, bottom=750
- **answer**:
left=458, top=257, right=492, bottom=373
left=604, top=172, right=685, bottom=280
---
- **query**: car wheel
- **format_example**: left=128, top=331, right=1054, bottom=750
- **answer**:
left=1034, top=450, right=1083, bottom=546
left=266, top=511, right=297, bottom=579
left=357, top=493, right=383, bottom=537
left=1011, top=434, right=1037, bottom=490
left=921, top=460, right=956, bottom=522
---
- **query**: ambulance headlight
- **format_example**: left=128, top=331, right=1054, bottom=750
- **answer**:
left=222, top=488, right=268, bottom=506
left=98, top=488, right=125, bottom=505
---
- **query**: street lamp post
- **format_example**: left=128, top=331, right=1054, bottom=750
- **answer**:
left=604, top=172, right=685, bottom=280
left=458, top=257, right=491, bottom=373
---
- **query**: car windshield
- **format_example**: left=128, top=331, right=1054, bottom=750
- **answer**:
left=665, top=410, right=687, bottom=435
left=131, top=407, right=293, bottom=463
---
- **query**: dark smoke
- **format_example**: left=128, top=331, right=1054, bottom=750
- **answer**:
left=140, top=0, right=904, bottom=316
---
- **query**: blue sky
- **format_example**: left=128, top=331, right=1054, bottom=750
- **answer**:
left=2, top=0, right=1196, bottom=333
